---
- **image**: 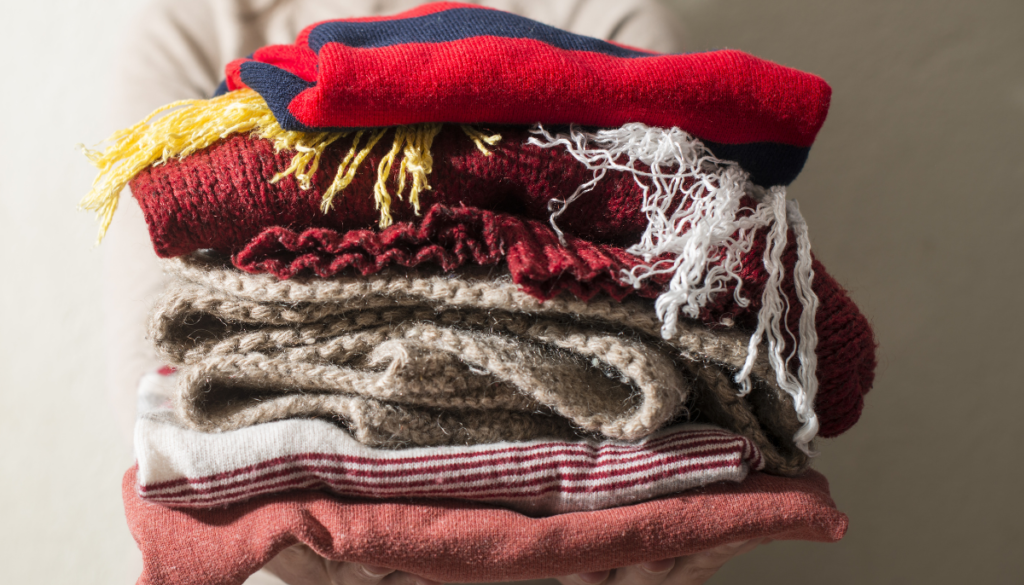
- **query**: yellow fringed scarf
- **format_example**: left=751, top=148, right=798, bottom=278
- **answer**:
left=80, top=88, right=501, bottom=241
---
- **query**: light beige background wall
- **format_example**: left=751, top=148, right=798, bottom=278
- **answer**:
left=0, top=1, right=145, bottom=584
left=677, top=2, right=1024, bottom=583
left=0, top=1, right=1020, bottom=584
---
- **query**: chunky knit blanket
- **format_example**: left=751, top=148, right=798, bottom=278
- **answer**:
left=135, top=370, right=763, bottom=513
left=152, top=253, right=810, bottom=474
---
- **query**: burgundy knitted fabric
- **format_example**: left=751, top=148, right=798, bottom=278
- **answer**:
left=234, top=205, right=668, bottom=302
left=131, top=126, right=656, bottom=258
left=123, top=465, right=847, bottom=585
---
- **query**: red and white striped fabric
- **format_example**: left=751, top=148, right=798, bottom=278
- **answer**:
left=136, top=370, right=764, bottom=515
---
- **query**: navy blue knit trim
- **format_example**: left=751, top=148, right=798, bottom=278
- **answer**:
left=238, top=61, right=317, bottom=132
left=214, top=53, right=254, bottom=98
left=306, top=7, right=655, bottom=58
left=703, top=140, right=810, bottom=187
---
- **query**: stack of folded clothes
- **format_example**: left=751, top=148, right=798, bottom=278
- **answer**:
left=82, top=3, right=875, bottom=584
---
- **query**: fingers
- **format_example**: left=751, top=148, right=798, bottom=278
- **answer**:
left=263, top=546, right=433, bottom=585
left=554, top=569, right=612, bottom=585
left=326, top=561, right=396, bottom=585
left=262, top=545, right=330, bottom=585
left=558, top=538, right=769, bottom=585
left=268, top=540, right=765, bottom=585
left=663, top=538, right=770, bottom=585
left=605, top=557, right=676, bottom=585
left=379, top=573, right=445, bottom=585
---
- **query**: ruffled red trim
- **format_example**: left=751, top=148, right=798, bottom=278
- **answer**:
left=233, top=205, right=667, bottom=302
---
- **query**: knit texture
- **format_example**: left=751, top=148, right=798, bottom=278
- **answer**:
left=234, top=214, right=875, bottom=440
left=135, top=370, right=763, bottom=513
left=81, top=2, right=874, bottom=450
left=154, top=277, right=695, bottom=445
left=130, top=127, right=875, bottom=437
left=130, top=126, right=681, bottom=258
left=233, top=205, right=666, bottom=302
left=151, top=254, right=811, bottom=474
left=124, top=464, right=847, bottom=585
left=221, top=3, right=830, bottom=188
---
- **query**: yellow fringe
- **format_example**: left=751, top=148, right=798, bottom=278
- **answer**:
left=399, top=123, right=443, bottom=215
left=320, top=129, right=386, bottom=213
left=80, top=88, right=502, bottom=240
left=460, top=125, right=502, bottom=156
left=373, top=129, right=405, bottom=228
left=80, top=89, right=274, bottom=242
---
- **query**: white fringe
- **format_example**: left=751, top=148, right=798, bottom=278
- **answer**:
left=732, top=191, right=820, bottom=455
left=787, top=200, right=820, bottom=453
left=529, top=123, right=820, bottom=454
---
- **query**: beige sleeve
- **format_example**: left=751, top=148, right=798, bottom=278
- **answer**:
left=265, top=0, right=688, bottom=52
left=545, top=0, right=688, bottom=53
left=103, top=0, right=224, bottom=442
left=102, top=0, right=687, bottom=443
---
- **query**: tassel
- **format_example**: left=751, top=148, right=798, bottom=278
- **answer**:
left=80, top=89, right=275, bottom=242
left=373, top=129, right=406, bottom=228
left=401, top=123, right=444, bottom=214
left=320, top=129, right=388, bottom=212
left=732, top=189, right=818, bottom=455
left=529, top=123, right=764, bottom=334
left=460, top=125, right=502, bottom=156
left=270, top=132, right=345, bottom=190
left=786, top=199, right=820, bottom=454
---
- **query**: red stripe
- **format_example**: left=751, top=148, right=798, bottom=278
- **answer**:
left=330, top=457, right=744, bottom=496
left=141, top=433, right=751, bottom=495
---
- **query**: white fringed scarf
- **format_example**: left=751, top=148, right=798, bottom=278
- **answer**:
left=529, top=123, right=820, bottom=455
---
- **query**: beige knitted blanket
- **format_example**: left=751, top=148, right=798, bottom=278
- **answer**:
left=150, top=254, right=809, bottom=474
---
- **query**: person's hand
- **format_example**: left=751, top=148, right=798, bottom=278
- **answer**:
left=261, top=544, right=442, bottom=585
left=263, top=538, right=769, bottom=585
left=554, top=538, right=770, bottom=585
